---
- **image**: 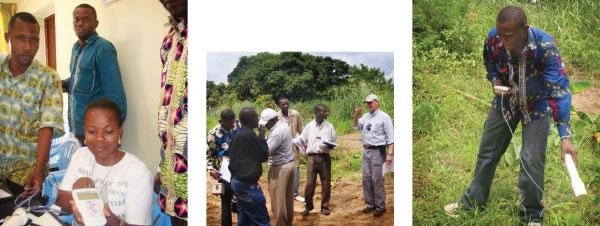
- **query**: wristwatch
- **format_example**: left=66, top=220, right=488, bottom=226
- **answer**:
left=387, top=153, right=393, bottom=157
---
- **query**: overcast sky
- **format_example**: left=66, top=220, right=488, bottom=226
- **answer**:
left=206, top=52, right=394, bottom=84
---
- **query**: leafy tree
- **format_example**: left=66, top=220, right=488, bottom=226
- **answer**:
left=226, top=52, right=350, bottom=102
left=348, top=64, right=391, bottom=86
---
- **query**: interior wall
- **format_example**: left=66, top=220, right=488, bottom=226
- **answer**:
left=16, top=0, right=170, bottom=170
left=16, top=0, right=53, bottom=65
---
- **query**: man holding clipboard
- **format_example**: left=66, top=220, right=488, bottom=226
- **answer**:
left=292, top=104, right=337, bottom=217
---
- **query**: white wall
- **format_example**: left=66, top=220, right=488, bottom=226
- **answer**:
left=17, top=0, right=170, bottom=170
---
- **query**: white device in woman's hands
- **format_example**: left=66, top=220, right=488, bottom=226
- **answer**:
left=72, top=188, right=107, bottom=226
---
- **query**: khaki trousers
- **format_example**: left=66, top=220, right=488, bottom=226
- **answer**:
left=268, top=161, right=295, bottom=226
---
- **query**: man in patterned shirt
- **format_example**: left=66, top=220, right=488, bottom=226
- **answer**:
left=207, top=108, right=240, bottom=226
left=444, top=6, right=578, bottom=225
left=154, top=0, right=188, bottom=225
left=0, top=12, right=64, bottom=194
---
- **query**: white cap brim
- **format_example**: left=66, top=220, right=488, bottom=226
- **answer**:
left=258, top=120, right=268, bottom=126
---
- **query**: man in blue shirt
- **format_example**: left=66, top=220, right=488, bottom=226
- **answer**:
left=62, top=4, right=126, bottom=145
left=207, top=108, right=240, bottom=226
left=444, top=6, right=578, bottom=225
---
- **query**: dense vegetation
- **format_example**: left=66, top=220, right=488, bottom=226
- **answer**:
left=207, top=52, right=392, bottom=111
left=414, top=0, right=599, bottom=225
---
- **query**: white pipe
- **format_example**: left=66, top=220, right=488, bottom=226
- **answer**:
left=564, top=154, right=587, bottom=200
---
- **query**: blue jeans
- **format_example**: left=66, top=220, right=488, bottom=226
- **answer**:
left=460, top=108, right=550, bottom=223
left=294, top=166, right=300, bottom=196
left=231, top=179, right=270, bottom=226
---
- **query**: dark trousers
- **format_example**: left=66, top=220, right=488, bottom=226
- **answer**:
left=304, top=154, right=331, bottom=210
left=231, top=179, right=270, bottom=226
left=219, top=179, right=233, bottom=226
left=460, top=108, right=550, bottom=222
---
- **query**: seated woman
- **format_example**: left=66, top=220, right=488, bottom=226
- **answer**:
left=56, top=98, right=153, bottom=226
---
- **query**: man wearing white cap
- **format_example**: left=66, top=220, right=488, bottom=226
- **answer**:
left=261, top=108, right=295, bottom=226
left=353, top=94, right=394, bottom=217
left=293, top=104, right=337, bottom=217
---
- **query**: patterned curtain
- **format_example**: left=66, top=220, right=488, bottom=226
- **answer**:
left=0, top=3, right=17, bottom=55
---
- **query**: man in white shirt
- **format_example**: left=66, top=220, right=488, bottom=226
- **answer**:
left=293, top=104, right=337, bottom=217
left=353, top=94, right=394, bottom=218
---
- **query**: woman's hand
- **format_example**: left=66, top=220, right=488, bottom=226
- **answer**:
left=104, top=203, right=121, bottom=226
left=70, top=177, right=96, bottom=225
left=73, top=177, right=95, bottom=189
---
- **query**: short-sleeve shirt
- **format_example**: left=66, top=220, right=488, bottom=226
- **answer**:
left=59, top=147, right=154, bottom=225
left=353, top=109, right=394, bottom=146
left=294, top=120, right=337, bottom=154
left=206, top=120, right=240, bottom=171
left=0, top=56, right=64, bottom=185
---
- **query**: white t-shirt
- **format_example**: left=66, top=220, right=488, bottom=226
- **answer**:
left=59, top=147, right=153, bottom=225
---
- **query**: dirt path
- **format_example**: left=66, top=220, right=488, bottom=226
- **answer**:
left=569, top=70, right=600, bottom=116
left=206, top=132, right=395, bottom=225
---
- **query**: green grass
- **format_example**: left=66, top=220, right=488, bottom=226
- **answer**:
left=207, top=82, right=393, bottom=137
left=414, top=0, right=600, bottom=225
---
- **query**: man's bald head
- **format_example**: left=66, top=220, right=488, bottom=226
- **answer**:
left=239, top=107, right=258, bottom=128
left=497, top=6, right=527, bottom=28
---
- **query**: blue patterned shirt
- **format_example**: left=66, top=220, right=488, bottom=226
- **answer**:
left=206, top=120, right=240, bottom=171
left=484, top=27, right=572, bottom=138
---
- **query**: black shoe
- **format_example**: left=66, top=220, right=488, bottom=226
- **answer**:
left=362, top=207, right=376, bottom=214
left=374, top=210, right=385, bottom=217
left=321, top=208, right=330, bottom=215
left=302, top=209, right=311, bottom=217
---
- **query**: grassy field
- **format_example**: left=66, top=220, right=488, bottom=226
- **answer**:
left=414, top=0, right=600, bottom=225
left=206, top=82, right=393, bottom=137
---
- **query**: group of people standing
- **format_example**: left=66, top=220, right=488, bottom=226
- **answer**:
left=0, top=0, right=189, bottom=225
left=207, top=94, right=394, bottom=226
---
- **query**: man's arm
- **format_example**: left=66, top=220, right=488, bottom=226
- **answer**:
left=97, top=42, right=127, bottom=121
left=24, top=127, right=53, bottom=193
left=61, top=78, right=71, bottom=93
left=353, top=106, right=362, bottom=130
left=266, top=128, right=283, bottom=155
left=206, top=129, right=221, bottom=180
left=256, top=127, right=269, bottom=162
left=295, top=111, right=303, bottom=135
left=483, top=36, right=501, bottom=85
left=541, top=42, right=576, bottom=166
left=383, top=113, right=395, bottom=164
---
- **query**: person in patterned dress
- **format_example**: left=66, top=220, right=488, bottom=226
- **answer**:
left=154, top=0, right=188, bottom=225
left=0, top=12, right=64, bottom=194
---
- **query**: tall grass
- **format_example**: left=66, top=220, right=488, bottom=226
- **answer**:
left=414, top=0, right=600, bottom=225
left=207, top=82, right=394, bottom=136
